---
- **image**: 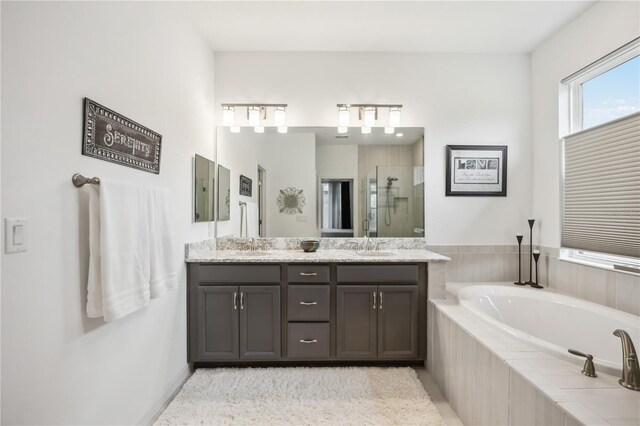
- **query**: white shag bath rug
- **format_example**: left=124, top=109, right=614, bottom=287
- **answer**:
left=155, top=367, right=444, bottom=425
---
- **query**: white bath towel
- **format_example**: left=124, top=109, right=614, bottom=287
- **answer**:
left=246, top=201, right=259, bottom=238
left=87, top=179, right=151, bottom=322
left=148, top=187, right=178, bottom=298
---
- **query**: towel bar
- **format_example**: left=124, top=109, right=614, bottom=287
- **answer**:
left=72, top=173, right=100, bottom=187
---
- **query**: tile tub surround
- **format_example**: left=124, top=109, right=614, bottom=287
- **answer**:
left=427, top=245, right=529, bottom=284
left=428, top=298, right=640, bottom=426
left=535, top=246, right=640, bottom=316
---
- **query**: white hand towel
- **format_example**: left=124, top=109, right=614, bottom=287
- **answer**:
left=148, top=187, right=178, bottom=298
left=246, top=201, right=259, bottom=238
left=87, top=179, right=151, bottom=322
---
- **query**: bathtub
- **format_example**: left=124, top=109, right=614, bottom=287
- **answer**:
left=455, top=284, right=640, bottom=376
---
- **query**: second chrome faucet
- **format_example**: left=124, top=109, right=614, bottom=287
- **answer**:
left=613, top=329, right=640, bottom=391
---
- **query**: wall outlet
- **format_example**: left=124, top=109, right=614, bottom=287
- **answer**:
left=5, top=218, right=28, bottom=254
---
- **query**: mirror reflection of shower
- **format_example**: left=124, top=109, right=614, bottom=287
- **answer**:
left=385, top=177, right=399, bottom=226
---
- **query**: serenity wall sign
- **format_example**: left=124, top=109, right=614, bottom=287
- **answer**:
left=82, top=98, right=162, bottom=174
left=445, top=145, right=507, bottom=196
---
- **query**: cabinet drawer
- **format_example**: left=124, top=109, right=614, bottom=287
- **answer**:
left=287, top=265, right=330, bottom=283
left=287, top=323, right=330, bottom=359
left=198, top=265, right=281, bottom=284
left=287, top=285, right=330, bottom=321
left=336, top=264, right=418, bottom=283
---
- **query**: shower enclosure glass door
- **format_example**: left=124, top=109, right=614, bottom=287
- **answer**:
left=364, top=166, right=425, bottom=238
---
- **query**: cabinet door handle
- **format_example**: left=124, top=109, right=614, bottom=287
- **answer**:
left=379, top=291, right=383, bottom=310
left=299, top=272, right=318, bottom=277
left=373, top=291, right=377, bottom=309
left=240, top=292, right=244, bottom=310
left=299, top=339, right=318, bottom=344
left=233, top=292, right=237, bottom=310
left=299, top=301, right=318, bottom=306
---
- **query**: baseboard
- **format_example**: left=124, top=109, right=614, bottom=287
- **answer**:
left=137, top=363, right=193, bottom=425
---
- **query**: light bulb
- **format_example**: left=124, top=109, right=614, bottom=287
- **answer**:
left=361, top=126, right=371, bottom=134
left=248, top=106, right=261, bottom=127
left=363, top=107, right=376, bottom=128
left=338, top=126, right=348, bottom=134
left=389, top=107, right=401, bottom=128
left=230, top=126, right=241, bottom=133
left=384, top=126, right=394, bottom=134
left=254, top=126, right=264, bottom=133
left=274, top=107, right=286, bottom=127
left=277, top=126, right=288, bottom=134
left=222, top=106, right=235, bottom=126
left=338, top=106, right=350, bottom=127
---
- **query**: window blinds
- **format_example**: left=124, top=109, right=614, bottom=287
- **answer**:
left=562, top=112, right=640, bottom=258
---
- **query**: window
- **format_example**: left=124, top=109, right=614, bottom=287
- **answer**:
left=561, top=38, right=640, bottom=272
left=565, top=38, right=640, bottom=133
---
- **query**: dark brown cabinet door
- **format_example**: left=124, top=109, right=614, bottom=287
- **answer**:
left=197, top=286, right=239, bottom=360
left=336, top=285, right=378, bottom=359
left=377, top=285, right=418, bottom=359
left=239, top=285, right=281, bottom=360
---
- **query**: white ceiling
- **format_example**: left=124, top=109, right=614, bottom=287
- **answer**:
left=191, top=1, right=596, bottom=53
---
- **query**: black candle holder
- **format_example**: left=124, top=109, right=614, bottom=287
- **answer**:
left=525, top=218, right=535, bottom=285
left=514, top=234, right=525, bottom=285
left=531, top=251, right=543, bottom=288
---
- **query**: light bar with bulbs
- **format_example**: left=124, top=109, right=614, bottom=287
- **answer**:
left=336, top=104, right=403, bottom=134
left=220, top=103, right=288, bottom=134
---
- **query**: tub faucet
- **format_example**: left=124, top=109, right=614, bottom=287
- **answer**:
left=613, top=329, right=640, bottom=391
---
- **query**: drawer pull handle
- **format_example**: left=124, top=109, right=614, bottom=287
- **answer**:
left=299, top=301, right=318, bottom=306
left=299, top=339, right=318, bottom=344
left=379, top=291, right=383, bottom=310
left=233, top=292, right=237, bottom=310
left=299, top=272, right=318, bottom=277
left=240, top=292, right=244, bottom=310
left=373, top=291, right=376, bottom=309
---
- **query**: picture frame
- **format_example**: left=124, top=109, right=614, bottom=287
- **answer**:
left=82, top=98, right=162, bottom=174
left=239, top=175, right=252, bottom=197
left=445, top=145, right=507, bottom=196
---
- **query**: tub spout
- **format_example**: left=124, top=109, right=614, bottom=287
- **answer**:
left=613, top=329, right=640, bottom=391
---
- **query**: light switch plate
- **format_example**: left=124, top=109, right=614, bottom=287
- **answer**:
left=5, top=218, right=28, bottom=253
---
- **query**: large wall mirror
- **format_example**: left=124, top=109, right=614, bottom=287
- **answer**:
left=215, top=127, right=425, bottom=239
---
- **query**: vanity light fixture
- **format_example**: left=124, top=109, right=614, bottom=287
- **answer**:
left=363, top=107, right=376, bottom=128
left=336, top=103, right=403, bottom=134
left=222, top=106, right=235, bottom=127
left=248, top=106, right=261, bottom=127
left=220, top=103, right=289, bottom=133
left=274, top=106, right=286, bottom=127
left=389, top=107, right=401, bottom=128
left=338, top=106, right=350, bottom=127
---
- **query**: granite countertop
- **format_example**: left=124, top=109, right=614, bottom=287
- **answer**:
left=185, top=249, right=450, bottom=263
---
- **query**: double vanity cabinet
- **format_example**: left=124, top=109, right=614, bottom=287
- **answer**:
left=187, top=261, right=428, bottom=365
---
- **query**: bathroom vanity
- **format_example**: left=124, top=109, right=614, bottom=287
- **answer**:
left=186, top=247, right=448, bottom=365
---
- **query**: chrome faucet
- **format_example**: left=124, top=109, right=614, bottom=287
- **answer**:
left=363, top=235, right=374, bottom=251
left=613, top=329, right=640, bottom=391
